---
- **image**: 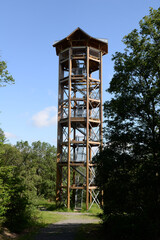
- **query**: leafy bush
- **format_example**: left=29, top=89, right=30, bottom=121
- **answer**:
left=0, top=165, right=32, bottom=232
left=4, top=176, right=32, bottom=232
left=0, top=170, right=10, bottom=224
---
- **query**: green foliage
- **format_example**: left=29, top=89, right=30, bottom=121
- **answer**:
left=81, top=203, right=102, bottom=215
left=0, top=129, right=6, bottom=144
left=0, top=169, right=31, bottom=232
left=0, top=57, right=34, bottom=233
left=0, top=129, right=10, bottom=224
left=0, top=133, right=32, bottom=232
left=96, top=8, right=160, bottom=239
left=2, top=170, right=32, bottom=233
left=1, top=139, right=57, bottom=202
left=0, top=166, right=12, bottom=224
left=15, top=140, right=57, bottom=201
left=33, top=198, right=57, bottom=211
left=0, top=128, right=57, bottom=232
left=0, top=57, right=15, bottom=87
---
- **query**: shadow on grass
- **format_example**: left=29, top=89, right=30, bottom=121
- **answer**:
left=75, top=223, right=104, bottom=240
left=17, top=221, right=47, bottom=240
left=34, top=223, right=85, bottom=240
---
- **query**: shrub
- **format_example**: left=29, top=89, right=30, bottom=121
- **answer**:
left=0, top=165, right=32, bottom=233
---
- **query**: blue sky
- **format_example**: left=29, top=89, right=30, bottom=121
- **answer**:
left=0, top=0, right=159, bottom=146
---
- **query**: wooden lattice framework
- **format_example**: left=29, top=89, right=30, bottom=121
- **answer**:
left=53, top=28, right=108, bottom=210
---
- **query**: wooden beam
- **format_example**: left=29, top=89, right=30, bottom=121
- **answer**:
left=89, top=131, right=92, bottom=204
left=71, top=98, right=86, bottom=102
left=89, top=141, right=101, bottom=146
left=89, top=186, right=98, bottom=190
left=99, top=50, right=103, bottom=208
left=86, top=46, right=89, bottom=210
left=60, top=77, right=69, bottom=84
left=70, top=186, right=85, bottom=190
left=70, top=162, right=86, bottom=166
left=56, top=54, right=63, bottom=203
left=89, top=56, right=100, bottom=63
left=100, top=51, right=103, bottom=150
left=60, top=58, right=69, bottom=64
left=72, top=56, right=86, bottom=60
left=89, top=98, right=100, bottom=103
left=67, top=48, right=72, bottom=209
left=89, top=163, right=97, bottom=167
left=89, top=77, right=100, bottom=83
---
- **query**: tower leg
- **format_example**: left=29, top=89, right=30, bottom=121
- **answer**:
left=56, top=164, right=62, bottom=205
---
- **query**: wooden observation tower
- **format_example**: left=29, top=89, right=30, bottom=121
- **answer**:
left=53, top=28, right=108, bottom=210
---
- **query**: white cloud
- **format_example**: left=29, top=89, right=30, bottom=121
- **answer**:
left=32, top=106, right=57, bottom=128
left=5, top=132, right=17, bottom=139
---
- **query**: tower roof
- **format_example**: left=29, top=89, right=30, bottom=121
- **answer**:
left=53, top=27, right=108, bottom=55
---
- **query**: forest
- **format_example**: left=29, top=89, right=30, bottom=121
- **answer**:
left=0, top=132, right=57, bottom=232
left=95, top=7, right=160, bottom=240
left=0, top=7, right=160, bottom=240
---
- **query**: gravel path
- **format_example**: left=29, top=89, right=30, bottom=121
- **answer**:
left=34, top=212, right=99, bottom=240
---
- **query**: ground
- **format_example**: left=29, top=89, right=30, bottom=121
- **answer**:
left=0, top=211, right=101, bottom=240
left=34, top=212, right=100, bottom=240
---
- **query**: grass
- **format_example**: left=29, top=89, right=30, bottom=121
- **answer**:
left=33, top=198, right=74, bottom=212
left=33, top=198, right=57, bottom=211
left=1, top=199, right=102, bottom=240
left=37, top=211, right=67, bottom=224
left=17, top=210, right=101, bottom=240
left=81, top=203, right=103, bottom=215
left=0, top=212, right=102, bottom=240
left=34, top=198, right=103, bottom=215
left=16, top=210, right=67, bottom=240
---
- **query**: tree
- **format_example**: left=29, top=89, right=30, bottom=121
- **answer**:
left=0, top=129, right=9, bottom=224
left=0, top=56, right=14, bottom=87
left=0, top=58, right=32, bottom=233
left=15, top=141, right=57, bottom=200
left=0, top=132, right=32, bottom=232
left=30, top=141, right=57, bottom=200
left=104, top=7, right=160, bottom=160
left=96, top=8, right=160, bottom=239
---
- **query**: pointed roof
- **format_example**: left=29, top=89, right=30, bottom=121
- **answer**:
left=53, top=27, right=108, bottom=55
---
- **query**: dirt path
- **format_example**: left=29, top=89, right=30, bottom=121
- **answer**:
left=34, top=212, right=100, bottom=240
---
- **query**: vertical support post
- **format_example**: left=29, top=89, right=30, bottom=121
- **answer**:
left=73, top=96, right=76, bottom=206
left=56, top=55, right=62, bottom=203
left=67, top=48, right=72, bottom=209
left=73, top=90, right=76, bottom=162
left=72, top=168, right=76, bottom=206
left=86, top=46, right=89, bottom=210
left=99, top=52, right=103, bottom=150
left=89, top=145, right=92, bottom=203
left=99, top=51, right=103, bottom=207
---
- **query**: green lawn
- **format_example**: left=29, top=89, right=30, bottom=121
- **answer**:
left=0, top=200, right=103, bottom=240
left=17, top=210, right=102, bottom=240
left=17, top=211, right=68, bottom=240
left=34, top=199, right=102, bottom=214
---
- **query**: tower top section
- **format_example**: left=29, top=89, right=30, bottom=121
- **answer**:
left=53, top=27, right=108, bottom=56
